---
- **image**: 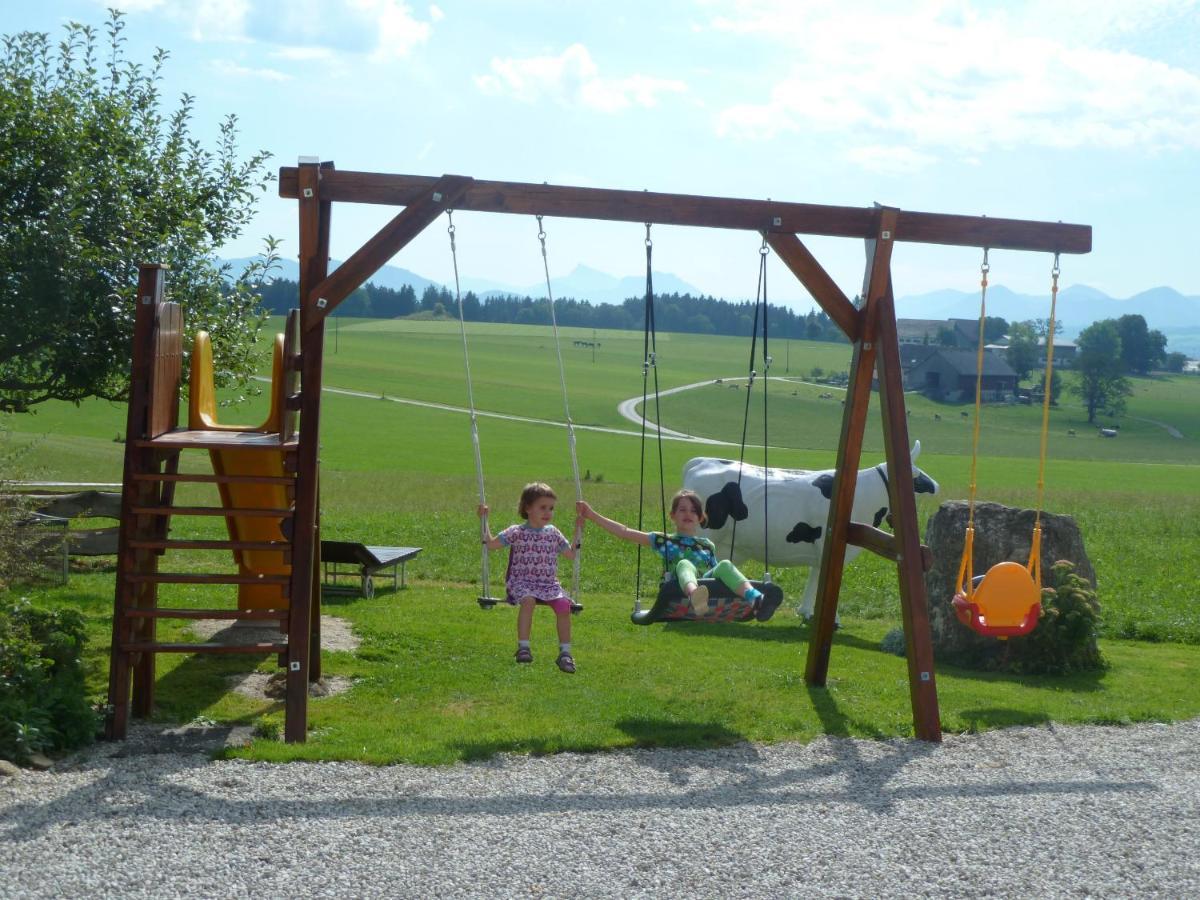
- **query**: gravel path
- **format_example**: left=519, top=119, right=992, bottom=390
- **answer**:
left=4, top=718, right=1198, bottom=899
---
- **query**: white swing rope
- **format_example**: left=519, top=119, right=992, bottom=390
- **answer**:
left=447, top=211, right=495, bottom=600
left=536, top=215, right=586, bottom=605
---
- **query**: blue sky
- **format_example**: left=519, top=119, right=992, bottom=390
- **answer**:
left=8, top=1, right=1199, bottom=308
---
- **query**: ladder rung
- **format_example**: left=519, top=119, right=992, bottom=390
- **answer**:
left=132, top=472, right=295, bottom=485
left=122, top=608, right=288, bottom=621
left=121, top=641, right=288, bottom=654
left=124, top=573, right=291, bottom=585
left=128, top=539, right=292, bottom=552
left=137, top=430, right=298, bottom=451
left=131, top=506, right=294, bottom=518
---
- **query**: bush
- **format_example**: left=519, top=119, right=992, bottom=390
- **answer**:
left=997, top=560, right=1106, bottom=676
left=0, top=598, right=98, bottom=763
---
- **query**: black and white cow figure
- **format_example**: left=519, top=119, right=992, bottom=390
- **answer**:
left=681, top=442, right=939, bottom=622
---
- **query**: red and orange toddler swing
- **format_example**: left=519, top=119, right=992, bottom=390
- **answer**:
left=952, top=250, right=1062, bottom=638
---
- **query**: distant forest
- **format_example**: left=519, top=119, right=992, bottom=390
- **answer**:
left=255, top=278, right=849, bottom=342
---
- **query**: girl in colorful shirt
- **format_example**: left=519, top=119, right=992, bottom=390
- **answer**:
left=479, top=482, right=582, bottom=673
left=576, top=489, right=764, bottom=614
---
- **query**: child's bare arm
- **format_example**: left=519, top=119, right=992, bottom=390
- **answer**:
left=477, top=504, right=506, bottom=550
left=560, top=516, right=585, bottom=560
left=576, top=500, right=651, bottom=546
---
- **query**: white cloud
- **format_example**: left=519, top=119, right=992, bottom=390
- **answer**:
left=706, top=1, right=1200, bottom=162
left=351, top=0, right=432, bottom=61
left=212, top=58, right=292, bottom=82
left=475, top=44, right=687, bottom=113
left=133, top=0, right=433, bottom=60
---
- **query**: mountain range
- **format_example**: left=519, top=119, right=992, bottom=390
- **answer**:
left=222, top=257, right=1200, bottom=357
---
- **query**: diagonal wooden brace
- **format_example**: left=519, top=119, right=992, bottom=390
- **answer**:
left=303, top=174, right=474, bottom=330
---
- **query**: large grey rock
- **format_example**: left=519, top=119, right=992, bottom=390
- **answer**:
left=924, top=501, right=1095, bottom=665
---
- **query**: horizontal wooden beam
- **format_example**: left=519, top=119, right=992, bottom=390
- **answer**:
left=279, top=167, right=1091, bottom=254
left=846, top=522, right=934, bottom=571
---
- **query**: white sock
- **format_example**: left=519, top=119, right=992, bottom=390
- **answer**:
left=559, top=642, right=571, bottom=654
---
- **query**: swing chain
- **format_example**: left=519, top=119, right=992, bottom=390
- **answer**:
left=645, top=222, right=652, bottom=249
left=536, top=214, right=547, bottom=254
left=447, top=209, right=456, bottom=246
left=1051, top=251, right=1061, bottom=279
left=980, top=246, right=990, bottom=282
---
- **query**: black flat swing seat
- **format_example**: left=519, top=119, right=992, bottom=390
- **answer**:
left=631, top=578, right=783, bottom=625
left=477, top=594, right=584, bottom=614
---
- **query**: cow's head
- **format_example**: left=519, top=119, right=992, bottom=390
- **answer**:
left=876, top=441, right=939, bottom=498
left=909, top=440, right=939, bottom=495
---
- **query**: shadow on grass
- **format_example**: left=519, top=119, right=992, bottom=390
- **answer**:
left=148, top=623, right=280, bottom=724
left=657, top=617, right=810, bottom=643
left=805, top=684, right=890, bottom=740
left=936, top=660, right=1108, bottom=693
left=955, top=706, right=1052, bottom=732
left=448, top=718, right=748, bottom=764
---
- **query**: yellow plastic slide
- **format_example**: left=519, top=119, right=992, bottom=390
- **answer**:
left=189, top=331, right=290, bottom=610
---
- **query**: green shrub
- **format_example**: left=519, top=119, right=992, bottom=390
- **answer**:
left=999, top=560, right=1107, bottom=676
left=0, top=598, right=98, bottom=763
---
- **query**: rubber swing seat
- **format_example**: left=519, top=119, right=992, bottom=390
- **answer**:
left=631, top=579, right=784, bottom=626
left=952, top=561, right=1041, bottom=638
left=477, top=595, right=583, bottom=614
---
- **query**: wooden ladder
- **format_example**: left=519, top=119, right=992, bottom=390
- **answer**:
left=106, top=265, right=317, bottom=741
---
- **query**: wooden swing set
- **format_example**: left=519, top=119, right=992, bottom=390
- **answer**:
left=106, top=159, right=1089, bottom=744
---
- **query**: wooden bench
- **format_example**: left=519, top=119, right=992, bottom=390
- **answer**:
left=320, top=542, right=422, bottom=599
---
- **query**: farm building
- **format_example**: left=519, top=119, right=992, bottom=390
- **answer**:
left=906, top=347, right=1019, bottom=402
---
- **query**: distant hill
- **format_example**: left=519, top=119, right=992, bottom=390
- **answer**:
left=222, top=256, right=1200, bottom=356
left=221, top=256, right=439, bottom=294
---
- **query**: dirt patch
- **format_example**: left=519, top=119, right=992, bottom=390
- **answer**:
left=189, top=614, right=360, bottom=652
left=226, top=671, right=356, bottom=701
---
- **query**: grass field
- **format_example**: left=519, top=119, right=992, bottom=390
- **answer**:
left=4, top=317, right=1199, bottom=762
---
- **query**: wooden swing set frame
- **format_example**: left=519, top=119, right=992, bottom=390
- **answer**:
left=106, top=161, right=1087, bottom=744
left=276, top=160, right=1090, bottom=742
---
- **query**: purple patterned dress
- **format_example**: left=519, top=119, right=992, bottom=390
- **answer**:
left=498, top=524, right=571, bottom=603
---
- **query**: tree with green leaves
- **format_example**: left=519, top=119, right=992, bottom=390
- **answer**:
left=1072, top=320, right=1133, bottom=423
left=0, top=11, right=276, bottom=414
left=1005, top=321, right=1040, bottom=382
left=1115, top=314, right=1167, bottom=375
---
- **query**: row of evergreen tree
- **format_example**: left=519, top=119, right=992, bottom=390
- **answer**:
left=254, top=278, right=848, bottom=342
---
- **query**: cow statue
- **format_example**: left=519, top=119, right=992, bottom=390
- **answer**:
left=681, top=442, right=939, bottom=621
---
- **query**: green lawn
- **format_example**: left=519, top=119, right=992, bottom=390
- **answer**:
left=5, top=318, right=1200, bottom=762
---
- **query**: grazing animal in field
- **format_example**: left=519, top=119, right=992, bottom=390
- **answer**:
left=682, top=442, right=939, bottom=621
left=1068, top=429, right=1076, bottom=436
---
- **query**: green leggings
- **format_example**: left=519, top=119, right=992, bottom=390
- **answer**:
left=675, top=558, right=750, bottom=593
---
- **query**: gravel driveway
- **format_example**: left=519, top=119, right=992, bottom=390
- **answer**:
left=3, top=717, right=1198, bottom=898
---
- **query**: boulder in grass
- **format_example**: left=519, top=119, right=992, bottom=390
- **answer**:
left=924, top=501, right=1099, bottom=671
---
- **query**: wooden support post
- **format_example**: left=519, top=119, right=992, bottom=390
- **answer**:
left=805, top=209, right=897, bottom=687
left=875, top=286, right=942, bottom=741
left=284, top=159, right=331, bottom=742
left=106, top=264, right=168, bottom=738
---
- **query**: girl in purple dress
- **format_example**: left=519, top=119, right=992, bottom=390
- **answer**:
left=479, top=482, right=582, bottom=673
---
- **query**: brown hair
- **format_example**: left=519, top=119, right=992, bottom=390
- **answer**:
left=518, top=482, right=557, bottom=520
left=670, top=489, right=705, bottom=525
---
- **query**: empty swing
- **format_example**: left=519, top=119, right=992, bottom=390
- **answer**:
left=631, top=231, right=783, bottom=625
left=450, top=212, right=585, bottom=614
left=952, top=250, right=1062, bottom=638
